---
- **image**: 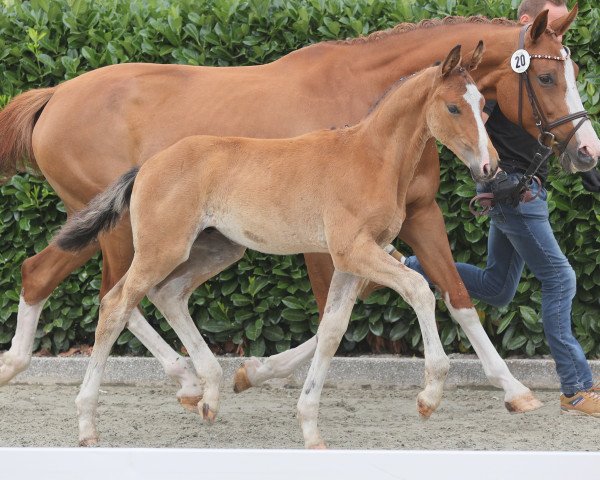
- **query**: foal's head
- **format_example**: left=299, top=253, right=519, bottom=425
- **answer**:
left=426, top=43, right=498, bottom=183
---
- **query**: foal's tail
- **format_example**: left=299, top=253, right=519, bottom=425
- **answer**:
left=55, top=167, right=140, bottom=252
left=0, top=87, right=56, bottom=182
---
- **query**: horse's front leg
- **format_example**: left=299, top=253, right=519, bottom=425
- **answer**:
left=399, top=201, right=542, bottom=413
left=297, top=270, right=361, bottom=448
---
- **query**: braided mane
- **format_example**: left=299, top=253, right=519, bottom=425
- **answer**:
left=331, top=15, right=517, bottom=45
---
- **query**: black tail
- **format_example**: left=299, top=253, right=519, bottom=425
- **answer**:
left=55, top=167, right=139, bottom=251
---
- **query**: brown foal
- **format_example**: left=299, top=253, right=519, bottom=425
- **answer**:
left=55, top=45, right=496, bottom=447
left=2, top=6, right=598, bottom=414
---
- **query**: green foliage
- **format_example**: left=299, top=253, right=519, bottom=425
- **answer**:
left=1, top=0, right=599, bottom=358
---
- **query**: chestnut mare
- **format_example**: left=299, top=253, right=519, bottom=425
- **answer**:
left=55, top=45, right=496, bottom=447
left=1, top=7, right=598, bottom=413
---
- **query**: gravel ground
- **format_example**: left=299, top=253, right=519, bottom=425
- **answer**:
left=0, top=384, right=597, bottom=450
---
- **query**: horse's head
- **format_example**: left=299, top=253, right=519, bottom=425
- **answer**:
left=495, top=5, right=599, bottom=172
left=426, top=43, right=498, bottom=183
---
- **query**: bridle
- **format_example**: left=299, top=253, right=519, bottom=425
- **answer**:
left=469, top=25, right=590, bottom=217
left=517, top=24, right=589, bottom=154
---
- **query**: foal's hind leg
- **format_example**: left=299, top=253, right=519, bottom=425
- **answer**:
left=147, top=230, right=246, bottom=421
left=98, top=228, right=205, bottom=411
left=0, top=242, right=98, bottom=385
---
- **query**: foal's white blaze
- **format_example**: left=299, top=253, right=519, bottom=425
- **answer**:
left=562, top=48, right=600, bottom=160
left=463, top=83, right=490, bottom=172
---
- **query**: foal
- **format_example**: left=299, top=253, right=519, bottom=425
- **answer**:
left=56, top=45, right=497, bottom=448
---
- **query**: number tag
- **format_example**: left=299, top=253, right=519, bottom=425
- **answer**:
left=511, top=49, right=531, bottom=73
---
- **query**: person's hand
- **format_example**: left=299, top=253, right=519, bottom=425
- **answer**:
left=580, top=168, right=600, bottom=193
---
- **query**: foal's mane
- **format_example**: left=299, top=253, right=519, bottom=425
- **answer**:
left=330, top=15, right=516, bottom=45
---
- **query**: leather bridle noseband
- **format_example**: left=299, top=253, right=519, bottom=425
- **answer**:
left=517, top=24, right=589, bottom=154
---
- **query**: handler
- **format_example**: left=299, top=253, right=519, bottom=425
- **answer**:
left=402, top=0, right=600, bottom=416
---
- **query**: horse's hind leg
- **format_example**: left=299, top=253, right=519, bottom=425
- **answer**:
left=98, top=228, right=206, bottom=411
left=0, top=242, right=98, bottom=385
left=147, top=229, right=246, bottom=421
left=233, top=252, right=333, bottom=393
left=234, top=336, right=317, bottom=393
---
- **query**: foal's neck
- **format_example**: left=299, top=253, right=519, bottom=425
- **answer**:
left=359, top=68, right=435, bottom=173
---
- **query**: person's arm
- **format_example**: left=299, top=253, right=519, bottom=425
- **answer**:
left=579, top=169, right=600, bottom=192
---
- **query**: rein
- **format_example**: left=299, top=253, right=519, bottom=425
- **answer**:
left=469, top=25, right=589, bottom=217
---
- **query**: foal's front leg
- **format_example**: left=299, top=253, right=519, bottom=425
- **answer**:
left=336, top=239, right=450, bottom=418
left=297, top=270, right=362, bottom=448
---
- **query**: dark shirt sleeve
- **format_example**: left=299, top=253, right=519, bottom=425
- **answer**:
left=483, top=100, right=497, bottom=117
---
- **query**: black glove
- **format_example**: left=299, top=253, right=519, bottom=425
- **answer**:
left=579, top=168, right=600, bottom=193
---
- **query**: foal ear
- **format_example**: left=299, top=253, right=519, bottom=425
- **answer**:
left=550, top=4, right=578, bottom=38
left=529, top=9, right=549, bottom=43
left=441, top=44, right=462, bottom=78
left=465, top=40, right=485, bottom=72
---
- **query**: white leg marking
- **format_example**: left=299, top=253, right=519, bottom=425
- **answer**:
left=0, top=295, right=47, bottom=385
left=443, top=294, right=530, bottom=402
left=245, top=336, right=317, bottom=387
left=148, top=285, right=222, bottom=420
left=127, top=309, right=203, bottom=401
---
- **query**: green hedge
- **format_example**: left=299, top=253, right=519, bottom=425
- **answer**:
left=1, top=0, right=599, bottom=358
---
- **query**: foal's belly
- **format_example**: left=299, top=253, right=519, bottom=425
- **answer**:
left=211, top=213, right=329, bottom=256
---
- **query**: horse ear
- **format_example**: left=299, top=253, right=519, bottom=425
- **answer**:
left=529, top=9, right=548, bottom=43
left=441, top=45, right=462, bottom=78
left=550, top=4, right=578, bottom=37
left=465, top=40, right=485, bottom=72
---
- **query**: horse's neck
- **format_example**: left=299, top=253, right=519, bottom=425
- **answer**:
left=294, top=23, right=518, bottom=102
left=358, top=70, right=433, bottom=176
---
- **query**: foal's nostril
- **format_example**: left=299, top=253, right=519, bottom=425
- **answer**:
left=482, top=163, right=490, bottom=176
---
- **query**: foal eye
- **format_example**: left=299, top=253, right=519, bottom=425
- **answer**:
left=538, top=74, right=554, bottom=85
left=447, top=104, right=460, bottom=115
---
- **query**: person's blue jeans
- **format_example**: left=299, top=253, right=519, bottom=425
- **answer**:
left=404, top=177, right=593, bottom=395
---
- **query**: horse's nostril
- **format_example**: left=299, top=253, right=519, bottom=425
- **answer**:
left=482, top=163, right=490, bottom=176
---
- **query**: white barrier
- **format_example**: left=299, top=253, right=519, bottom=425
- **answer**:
left=1, top=448, right=599, bottom=480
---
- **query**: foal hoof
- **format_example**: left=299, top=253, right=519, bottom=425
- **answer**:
left=308, top=442, right=327, bottom=450
left=505, top=391, right=543, bottom=413
left=201, top=403, right=218, bottom=423
left=416, top=393, right=437, bottom=419
left=233, top=365, right=252, bottom=393
left=178, top=395, right=203, bottom=414
left=233, top=358, right=262, bottom=393
left=79, top=437, right=99, bottom=447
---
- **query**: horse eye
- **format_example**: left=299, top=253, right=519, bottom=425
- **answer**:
left=538, top=74, right=554, bottom=85
left=447, top=104, right=460, bottom=115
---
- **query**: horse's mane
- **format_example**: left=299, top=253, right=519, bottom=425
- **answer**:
left=330, top=15, right=517, bottom=46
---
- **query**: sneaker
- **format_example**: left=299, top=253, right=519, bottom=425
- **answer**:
left=560, top=390, right=600, bottom=417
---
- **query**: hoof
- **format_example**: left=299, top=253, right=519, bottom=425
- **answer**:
left=416, top=393, right=436, bottom=419
left=79, top=437, right=99, bottom=447
left=233, top=362, right=255, bottom=393
left=0, top=353, right=25, bottom=386
left=178, top=395, right=203, bottom=414
left=308, top=442, right=327, bottom=450
left=201, top=403, right=218, bottom=423
left=505, top=391, right=543, bottom=413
